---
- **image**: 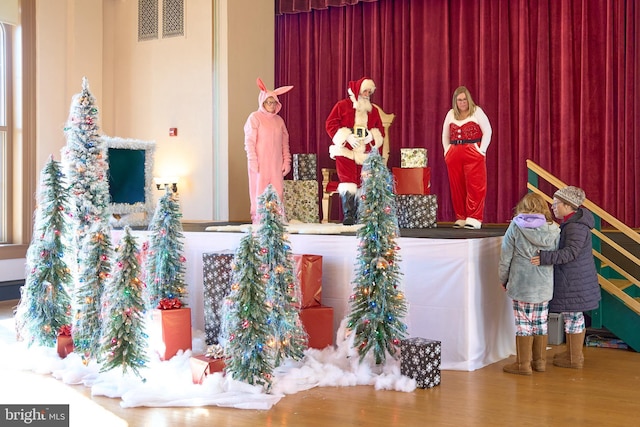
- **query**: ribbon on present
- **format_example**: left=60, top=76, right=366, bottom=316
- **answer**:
left=157, top=297, right=183, bottom=310
left=58, top=324, right=72, bottom=337
left=205, top=343, right=225, bottom=359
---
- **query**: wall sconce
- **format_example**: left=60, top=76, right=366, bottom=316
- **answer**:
left=154, top=177, right=179, bottom=193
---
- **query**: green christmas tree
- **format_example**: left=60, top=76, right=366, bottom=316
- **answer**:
left=15, top=156, right=73, bottom=347
left=347, top=151, right=407, bottom=364
left=221, top=231, right=274, bottom=391
left=146, top=188, right=188, bottom=308
left=99, top=226, right=149, bottom=377
left=256, top=185, right=307, bottom=366
left=73, top=224, right=112, bottom=362
left=61, top=77, right=113, bottom=364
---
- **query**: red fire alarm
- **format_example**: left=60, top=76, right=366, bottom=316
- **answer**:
left=169, top=128, right=178, bottom=137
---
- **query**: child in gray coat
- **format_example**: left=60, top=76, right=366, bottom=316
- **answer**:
left=499, top=193, right=560, bottom=375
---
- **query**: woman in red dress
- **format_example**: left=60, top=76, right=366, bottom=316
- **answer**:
left=441, top=86, right=492, bottom=229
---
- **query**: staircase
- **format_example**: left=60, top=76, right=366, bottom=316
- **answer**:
left=527, top=160, right=640, bottom=352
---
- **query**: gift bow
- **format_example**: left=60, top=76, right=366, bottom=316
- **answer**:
left=58, top=324, right=72, bottom=336
left=205, top=344, right=224, bottom=359
left=157, top=298, right=183, bottom=310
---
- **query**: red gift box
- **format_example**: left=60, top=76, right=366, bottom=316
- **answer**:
left=392, top=167, right=431, bottom=195
left=293, top=254, right=323, bottom=308
left=151, top=307, right=192, bottom=361
left=299, top=306, right=334, bottom=349
left=57, top=335, right=74, bottom=359
left=190, top=354, right=226, bottom=384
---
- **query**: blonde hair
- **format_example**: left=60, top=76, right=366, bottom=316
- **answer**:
left=452, top=86, right=478, bottom=120
left=514, top=193, right=554, bottom=223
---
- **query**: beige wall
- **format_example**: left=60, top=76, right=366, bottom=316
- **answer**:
left=221, top=0, right=275, bottom=221
left=35, top=0, right=104, bottom=169
left=33, top=0, right=275, bottom=223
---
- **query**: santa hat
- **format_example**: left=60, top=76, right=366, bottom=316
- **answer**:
left=347, top=77, right=376, bottom=101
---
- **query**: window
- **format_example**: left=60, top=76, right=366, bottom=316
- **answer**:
left=0, top=23, right=9, bottom=243
left=0, top=0, right=35, bottom=260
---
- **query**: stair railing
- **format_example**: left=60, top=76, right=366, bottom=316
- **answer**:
left=526, top=159, right=640, bottom=351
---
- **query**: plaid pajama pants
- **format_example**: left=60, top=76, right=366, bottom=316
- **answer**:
left=512, top=300, right=549, bottom=336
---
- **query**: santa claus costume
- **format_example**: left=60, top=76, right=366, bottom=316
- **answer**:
left=244, top=78, right=293, bottom=224
left=325, top=77, right=385, bottom=225
left=441, top=88, right=492, bottom=229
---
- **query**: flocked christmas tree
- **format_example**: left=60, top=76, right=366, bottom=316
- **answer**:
left=99, top=226, right=149, bottom=378
left=15, top=156, right=73, bottom=348
left=221, top=231, right=274, bottom=391
left=347, top=151, right=407, bottom=364
left=146, top=188, right=188, bottom=308
left=61, top=77, right=113, bottom=363
left=256, top=185, right=307, bottom=366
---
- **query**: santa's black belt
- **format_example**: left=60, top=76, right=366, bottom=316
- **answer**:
left=450, top=138, right=481, bottom=145
left=350, top=127, right=369, bottom=138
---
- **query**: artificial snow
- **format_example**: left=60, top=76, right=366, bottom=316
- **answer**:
left=4, top=318, right=416, bottom=411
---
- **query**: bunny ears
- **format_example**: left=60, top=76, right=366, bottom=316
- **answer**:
left=256, top=77, right=293, bottom=96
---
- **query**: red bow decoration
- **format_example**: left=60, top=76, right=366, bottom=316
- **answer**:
left=58, top=324, right=72, bottom=336
left=157, top=298, right=183, bottom=310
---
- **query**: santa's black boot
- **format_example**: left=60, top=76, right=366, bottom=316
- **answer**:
left=341, top=192, right=357, bottom=225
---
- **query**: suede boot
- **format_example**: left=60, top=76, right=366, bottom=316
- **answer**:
left=553, top=333, right=584, bottom=363
left=531, top=335, right=548, bottom=372
left=503, top=335, right=533, bottom=375
left=553, top=330, right=585, bottom=369
left=341, top=192, right=357, bottom=225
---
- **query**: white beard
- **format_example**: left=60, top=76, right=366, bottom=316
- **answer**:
left=354, top=97, right=373, bottom=127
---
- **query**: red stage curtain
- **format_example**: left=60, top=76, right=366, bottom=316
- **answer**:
left=276, top=0, right=378, bottom=15
left=275, top=0, right=640, bottom=227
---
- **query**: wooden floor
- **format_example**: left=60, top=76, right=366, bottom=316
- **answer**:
left=2, top=299, right=638, bottom=427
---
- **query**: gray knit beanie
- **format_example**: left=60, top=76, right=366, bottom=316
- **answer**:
left=554, top=186, right=585, bottom=209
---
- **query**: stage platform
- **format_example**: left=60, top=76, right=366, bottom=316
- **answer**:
left=117, top=223, right=515, bottom=371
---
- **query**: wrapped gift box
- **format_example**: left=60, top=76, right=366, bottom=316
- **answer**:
left=299, top=306, right=334, bottom=349
left=293, top=153, right=317, bottom=181
left=57, top=335, right=74, bottom=359
left=283, top=180, right=319, bottom=223
left=293, top=254, right=322, bottom=308
left=400, top=148, right=428, bottom=168
left=203, top=252, right=235, bottom=345
left=392, top=167, right=431, bottom=195
left=190, top=354, right=226, bottom=384
left=396, top=195, right=437, bottom=228
left=401, top=337, right=441, bottom=388
left=150, top=307, right=192, bottom=361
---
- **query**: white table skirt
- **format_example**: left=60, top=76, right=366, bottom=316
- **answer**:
left=114, top=230, right=516, bottom=371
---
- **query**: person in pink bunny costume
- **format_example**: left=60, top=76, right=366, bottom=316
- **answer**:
left=244, top=77, right=294, bottom=223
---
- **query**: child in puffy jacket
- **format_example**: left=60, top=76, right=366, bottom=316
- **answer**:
left=499, top=192, right=560, bottom=375
left=531, top=186, right=601, bottom=369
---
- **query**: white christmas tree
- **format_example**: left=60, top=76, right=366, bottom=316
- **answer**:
left=61, top=77, right=113, bottom=364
